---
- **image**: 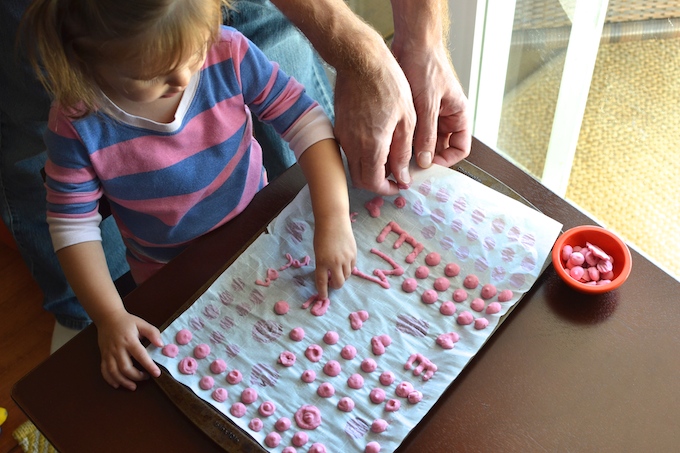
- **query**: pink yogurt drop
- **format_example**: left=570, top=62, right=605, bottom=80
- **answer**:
left=178, top=357, right=197, bottom=375
left=305, top=344, right=324, bottom=362
left=292, top=431, right=309, bottom=447
left=408, top=391, right=423, bottom=404
left=395, top=381, right=414, bottom=398
left=265, top=432, right=281, bottom=448
left=457, top=311, right=474, bottom=325
left=226, top=369, right=243, bottom=385
left=486, top=302, right=502, bottom=314
left=337, top=397, right=355, bottom=412
left=289, top=327, right=305, bottom=341
left=258, top=401, right=276, bottom=417
left=436, top=332, right=459, bottom=349
left=385, top=399, right=401, bottom=412
left=211, top=388, right=228, bottom=402
left=317, top=382, right=335, bottom=397
left=365, top=441, right=382, bottom=453
left=175, top=329, right=192, bottom=345
left=444, top=262, right=461, bottom=277
left=434, top=277, right=450, bottom=291
left=402, top=278, right=418, bottom=293
left=278, top=351, right=296, bottom=367
left=275, top=417, right=291, bottom=432
left=379, top=371, right=395, bottom=386
left=249, top=418, right=263, bottom=432
left=241, top=387, right=258, bottom=404
left=369, top=388, right=386, bottom=404
left=301, top=369, right=317, bottom=383
left=415, top=266, right=430, bottom=279
left=193, top=343, right=210, bottom=359
left=274, top=300, right=289, bottom=315
left=470, top=298, right=485, bottom=312
left=498, top=289, right=513, bottom=302
left=199, top=376, right=215, bottom=390
left=294, top=405, right=322, bottom=430
left=425, top=252, right=441, bottom=266
left=474, top=318, right=490, bottom=330
left=323, top=360, right=341, bottom=377
left=480, top=283, right=497, bottom=299
left=161, top=344, right=179, bottom=358
left=323, top=331, right=340, bottom=345
left=361, top=358, right=378, bottom=373
left=210, top=359, right=227, bottom=374
left=421, top=289, right=438, bottom=304
left=309, top=443, right=327, bottom=453
left=463, top=274, right=479, bottom=289
left=439, top=301, right=456, bottom=316
left=452, top=288, right=468, bottom=302
left=348, top=374, right=365, bottom=389
left=394, top=196, right=406, bottom=208
left=371, top=419, right=388, bottom=433
left=341, top=345, right=357, bottom=360
left=230, top=402, right=246, bottom=418
left=282, top=448, right=296, bottom=453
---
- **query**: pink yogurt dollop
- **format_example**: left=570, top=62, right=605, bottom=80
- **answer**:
left=193, top=343, right=210, bottom=359
left=323, top=331, right=339, bottom=345
left=241, top=387, right=258, bottom=404
left=161, top=344, right=179, bottom=358
left=444, top=262, right=460, bottom=277
left=323, top=360, right=341, bottom=377
left=275, top=417, right=291, bottom=432
left=301, top=369, right=317, bottom=383
left=371, top=419, right=388, bottom=433
left=226, top=369, right=243, bottom=385
left=341, top=344, right=357, bottom=360
left=230, top=402, right=246, bottom=418
left=369, top=388, right=386, bottom=404
left=199, top=376, right=215, bottom=390
left=361, top=358, right=377, bottom=373
left=211, top=388, right=228, bottom=403
left=309, top=443, right=327, bottom=453
left=292, top=431, right=309, bottom=447
left=294, top=405, right=322, bottom=430
left=289, top=327, right=305, bottom=341
left=258, top=401, right=276, bottom=417
left=210, top=359, right=227, bottom=374
left=337, top=397, right=355, bottom=412
left=379, top=371, right=395, bottom=386
left=264, top=432, right=281, bottom=448
left=178, top=357, right=197, bottom=375
left=175, top=329, right=192, bottom=345
left=347, top=374, right=364, bottom=389
left=317, top=382, right=335, bottom=398
left=457, top=311, right=474, bottom=325
left=439, top=301, right=456, bottom=316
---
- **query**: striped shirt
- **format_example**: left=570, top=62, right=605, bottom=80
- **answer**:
left=45, top=26, right=333, bottom=282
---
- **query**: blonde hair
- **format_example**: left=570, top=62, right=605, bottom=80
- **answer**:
left=20, top=0, right=230, bottom=116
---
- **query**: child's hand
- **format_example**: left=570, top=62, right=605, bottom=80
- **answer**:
left=313, top=214, right=357, bottom=299
left=95, top=309, right=163, bottom=391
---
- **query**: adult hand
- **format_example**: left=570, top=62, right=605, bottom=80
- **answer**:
left=333, top=46, right=416, bottom=196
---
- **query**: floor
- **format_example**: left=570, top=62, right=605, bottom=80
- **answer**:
left=0, top=243, right=52, bottom=453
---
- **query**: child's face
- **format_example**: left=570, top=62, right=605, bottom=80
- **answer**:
left=94, top=45, right=208, bottom=106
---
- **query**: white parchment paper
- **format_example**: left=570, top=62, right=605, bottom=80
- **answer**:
left=148, top=163, right=563, bottom=452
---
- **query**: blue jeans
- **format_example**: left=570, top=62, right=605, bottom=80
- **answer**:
left=0, top=0, right=334, bottom=329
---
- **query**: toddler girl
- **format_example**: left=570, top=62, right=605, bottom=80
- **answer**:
left=21, top=0, right=356, bottom=390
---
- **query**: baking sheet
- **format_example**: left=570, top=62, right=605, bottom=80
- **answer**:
left=148, top=162, right=562, bottom=452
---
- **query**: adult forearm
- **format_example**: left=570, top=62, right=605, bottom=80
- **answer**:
left=391, top=0, right=449, bottom=58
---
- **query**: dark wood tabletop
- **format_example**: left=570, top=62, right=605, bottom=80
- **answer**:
left=13, top=138, right=680, bottom=452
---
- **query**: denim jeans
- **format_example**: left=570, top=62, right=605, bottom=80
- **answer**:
left=0, top=0, right=334, bottom=329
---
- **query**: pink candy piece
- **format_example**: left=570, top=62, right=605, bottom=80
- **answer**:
left=421, top=289, right=438, bottom=304
left=371, top=419, right=388, bottom=433
left=301, top=369, right=317, bottom=383
left=365, top=441, right=382, bottom=453
left=278, top=351, right=296, bottom=367
left=440, top=301, right=456, bottom=316
left=498, top=289, right=513, bottom=302
left=275, top=417, right=291, bottom=432
left=361, top=358, right=378, bottom=373
left=415, top=266, right=430, bottom=279
left=305, top=344, right=324, bottom=362
left=317, top=382, right=335, bottom=397
left=274, top=300, right=289, bottom=315
left=199, top=376, right=215, bottom=390
left=452, top=288, right=468, bottom=302
left=292, top=431, right=309, bottom=447
left=230, top=402, right=246, bottom=418
left=289, top=327, right=305, bottom=341
left=340, top=344, right=357, bottom=360
left=425, top=252, right=441, bottom=266
left=402, top=278, right=418, bottom=293
left=369, top=388, right=386, bottom=404
left=379, top=371, right=395, bottom=386
left=486, top=302, right=502, bottom=315
left=348, top=374, right=365, bottom=389
left=434, top=277, right=450, bottom=291
left=337, top=397, right=355, bottom=412
left=323, top=360, right=341, bottom=377
left=175, top=329, right=192, bottom=345
left=210, top=359, right=227, bottom=374
left=480, top=283, right=497, bottom=299
left=444, top=262, right=461, bottom=277
left=264, top=432, right=281, bottom=448
left=570, top=266, right=585, bottom=280
left=463, top=274, right=479, bottom=289
left=240, top=387, right=258, bottom=404
left=226, top=369, right=242, bottom=385
left=323, top=330, right=339, bottom=345
left=178, top=357, right=198, bottom=375
left=569, top=251, right=585, bottom=266
left=161, top=344, right=179, bottom=358
left=561, top=244, right=573, bottom=262
left=249, top=418, right=263, bottom=432
left=211, top=388, right=228, bottom=402
left=258, top=401, right=276, bottom=417
left=385, top=399, right=401, bottom=412
left=193, top=343, right=210, bottom=359
left=474, top=318, right=490, bottom=330
left=457, top=311, right=474, bottom=325
left=470, top=298, right=485, bottom=312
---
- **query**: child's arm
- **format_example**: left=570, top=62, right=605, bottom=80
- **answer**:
left=55, top=241, right=163, bottom=391
left=297, top=138, right=357, bottom=299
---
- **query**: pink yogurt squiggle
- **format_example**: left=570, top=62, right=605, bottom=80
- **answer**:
left=404, top=353, right=438, bottom=381
left=376, top=221, right=424, bottom=263
left=279, top=253, right=311, bottom=271
left=301, top=294, right=331, bottom=316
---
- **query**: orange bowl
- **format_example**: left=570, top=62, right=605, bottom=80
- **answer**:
left=551, top=225, right=632, bottom=294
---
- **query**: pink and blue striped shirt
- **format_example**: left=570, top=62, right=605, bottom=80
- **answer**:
left=45, top=26, right=333, bottom=282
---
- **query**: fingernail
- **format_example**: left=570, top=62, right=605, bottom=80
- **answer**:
left=417, top=152, right=432, bottom=168
left=399, top=167, right=411, bottom=186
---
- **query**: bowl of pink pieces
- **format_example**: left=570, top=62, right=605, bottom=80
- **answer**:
left=552, top=225, right=632, bottom=294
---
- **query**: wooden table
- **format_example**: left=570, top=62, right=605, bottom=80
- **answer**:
left=13, top=138, right=680, bottom=452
